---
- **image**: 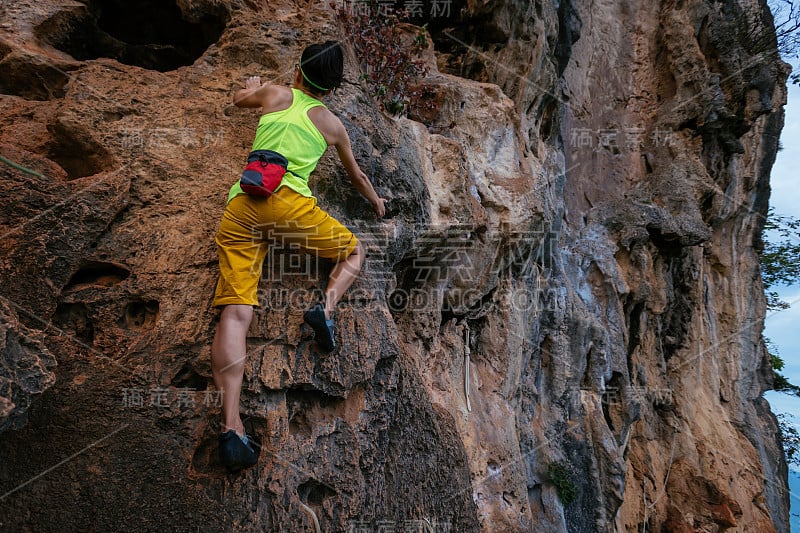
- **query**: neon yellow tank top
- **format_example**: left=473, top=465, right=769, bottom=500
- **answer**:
left=227, top=88, right=328, bottom=203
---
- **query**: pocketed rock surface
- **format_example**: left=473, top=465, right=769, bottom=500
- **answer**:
left=0, top=0, right=790, bottom=531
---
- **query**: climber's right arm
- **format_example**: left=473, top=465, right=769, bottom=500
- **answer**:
left=328, top=118, right=386, bottom=219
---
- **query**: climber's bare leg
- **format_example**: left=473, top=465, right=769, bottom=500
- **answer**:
left=211, top=304, right=253, bottom=435
left=324, top=242, right=364, bottom=319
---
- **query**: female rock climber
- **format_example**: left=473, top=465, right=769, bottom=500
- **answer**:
left=210, top=41, right=386, bottom=471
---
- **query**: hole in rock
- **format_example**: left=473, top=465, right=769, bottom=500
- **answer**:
left=171, top=361, right=208, bottom=390
left=700, top=191, right=716, bottom=225
left=122, top=299, right=159, bottom=330
left=538, top=99, right=558, bottom=142
left=413, top=0, right=508, bottom=82
left=527, top=483, right=542, bottom=507
left=602, top=371, right=625, bottom=434
left=0, top=51, right=71, bottom=100
left=538, top=335, right=553, bottom=394
left=286, top=389, right=342, bottom=408
left=53, top=302, right=95, bottom=342
left=64, top=261, right=130, bottom=290
left=46, top=119, right=114, bottom=179
left=645, top=225, right=684, bottom=256
left=387, top=287, right=409, bottom=315
left=387, top=256, right=430, bottom=317
left=286, top=389, right=346, bottom=438
left=298, top=478, right=336, bottom=506
left=190, top=435, right=218, bottom=474
left=580, top=346, right=594, bottom=390
left=288, top=411, right=312, bottom=439
left=40, top=0, right=229, bottom=72
left=625, top=301, right=645, bottom=358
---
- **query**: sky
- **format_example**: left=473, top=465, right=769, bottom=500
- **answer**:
left=764, top=80, right=800, bottom=427
left=762, top=79, right=800, bottom=530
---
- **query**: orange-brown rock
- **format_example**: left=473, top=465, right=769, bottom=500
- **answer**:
left=0, top=0, right=791, bottom=531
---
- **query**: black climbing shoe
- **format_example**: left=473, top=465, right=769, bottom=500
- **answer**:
left=218, top=430, right=258, bottom=472
left=303, top=303, right=335, bottom=353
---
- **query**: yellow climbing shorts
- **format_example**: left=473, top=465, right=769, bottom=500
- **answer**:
left=212, top=187, right=358, bottom=307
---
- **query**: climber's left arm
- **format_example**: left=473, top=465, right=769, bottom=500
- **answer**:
left=233, top=76, right=271, bottom=108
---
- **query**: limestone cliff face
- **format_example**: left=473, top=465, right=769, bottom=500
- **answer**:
left=0, top=0, right=790, bottom=531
